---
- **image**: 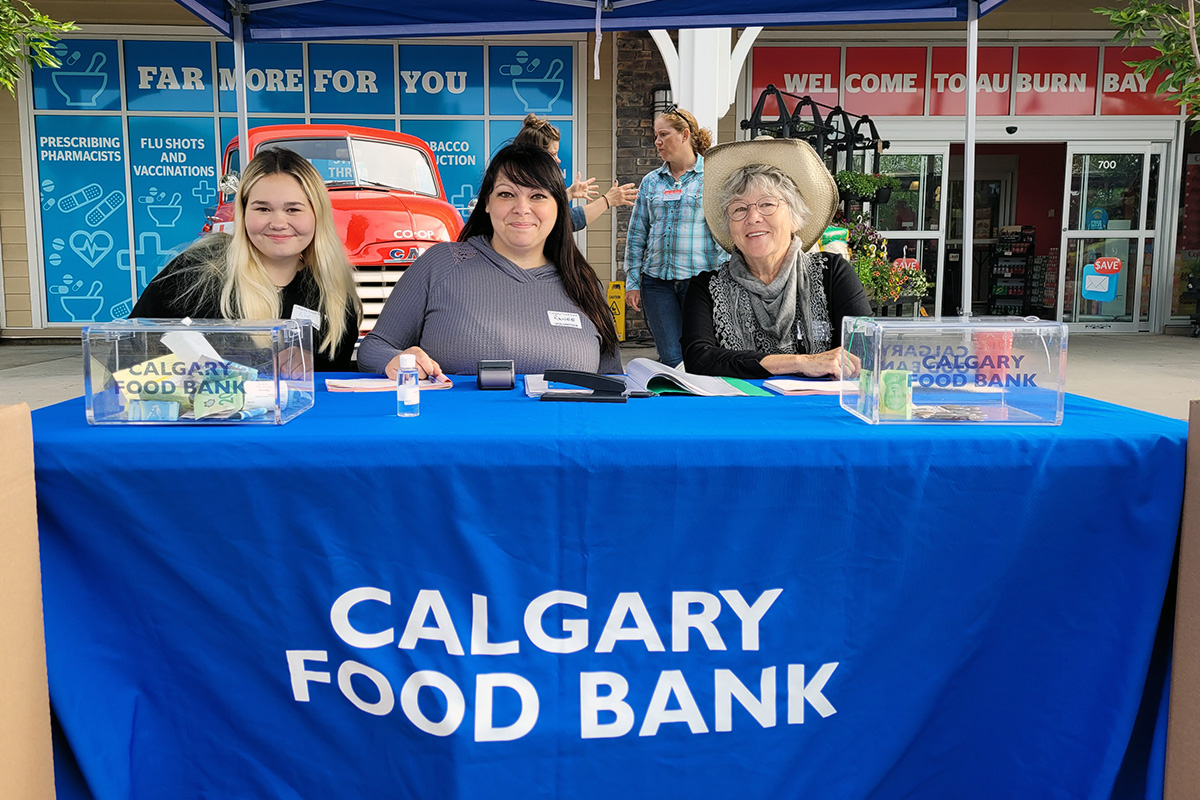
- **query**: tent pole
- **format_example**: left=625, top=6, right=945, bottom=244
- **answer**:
left=233, top=11, right=250, bottom=172
left=960, top=0, right=979, bottom=318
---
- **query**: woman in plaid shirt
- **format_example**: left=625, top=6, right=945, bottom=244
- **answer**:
left=623, top=106, right=725, bottom=367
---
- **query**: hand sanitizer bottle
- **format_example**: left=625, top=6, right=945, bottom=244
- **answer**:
left=396, top=353, right=419, bottom=417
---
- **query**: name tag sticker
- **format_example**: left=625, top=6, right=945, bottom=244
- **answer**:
left=548, top=310, right=582, bottom=329
left=291, top=304, right=322, bottom=330
left=663, top=188, right=683, bottom=202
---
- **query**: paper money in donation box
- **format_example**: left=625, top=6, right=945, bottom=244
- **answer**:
left=839, top=317, right=1067, bottom=425
left=81, top=319, right=315, bottom=425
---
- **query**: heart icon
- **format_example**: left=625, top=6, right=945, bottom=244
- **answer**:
left=70, top=229, right=114, bottom=268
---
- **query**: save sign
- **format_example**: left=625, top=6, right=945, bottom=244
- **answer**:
left=1093, top=256, right=1122, bottom=275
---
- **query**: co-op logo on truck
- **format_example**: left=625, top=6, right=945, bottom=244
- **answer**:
left=394, top=229, right=435, bottom=240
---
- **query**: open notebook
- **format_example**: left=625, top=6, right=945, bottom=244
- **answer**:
left=624, top=358, right=768, bottom=397
left=525, top=360, right=768, bottom=397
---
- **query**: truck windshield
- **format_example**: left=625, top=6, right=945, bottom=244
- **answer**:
left=266, top=136, right=438, bottom=196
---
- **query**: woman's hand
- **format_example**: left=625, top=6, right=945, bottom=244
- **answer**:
left=626, top=289, right=642, bottom=312
left=384, top=346, right=444, bottom=381
left=567, top=174, right=599, bottom=201
left=762, top=347, right=858, bottom=379
left=604, top=181, right=638, bottom=209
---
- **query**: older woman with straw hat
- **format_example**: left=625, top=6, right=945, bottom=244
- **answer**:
left=680, top=138, right=870, bottom=379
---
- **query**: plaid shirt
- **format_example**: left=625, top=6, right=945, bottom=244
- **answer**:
left=622, top=155, right=725, bottom=291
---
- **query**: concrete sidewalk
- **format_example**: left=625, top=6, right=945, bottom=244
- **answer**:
left=1, top=333, right=1196, bottom=419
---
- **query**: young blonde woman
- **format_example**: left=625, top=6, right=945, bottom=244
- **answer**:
left=622, top=105, right=724, bottom=367
left=513, top=113, right=636, bottom=232
left=130, top=147, right=362, bottom=371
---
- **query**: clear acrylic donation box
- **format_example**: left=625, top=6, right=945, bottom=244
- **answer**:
left=82, top=319, right=315, bottom=425
left=840, top=317, right=1067, bottom=425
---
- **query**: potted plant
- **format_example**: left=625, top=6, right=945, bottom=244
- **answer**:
left=846, top=214, right=929, bottom=311
left=835, top=170, right=901, bottom=204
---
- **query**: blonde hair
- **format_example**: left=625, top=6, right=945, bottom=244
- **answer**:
left=192, top=148, right=361, bottom=357
left=656, top=107, right=713, bottom=156
left=513, top=114, right=562, bottom=152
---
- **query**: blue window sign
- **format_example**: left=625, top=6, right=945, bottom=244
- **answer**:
left=309, top=44, right=395, bottom=116
left=398, top=45, right=484, bottom=116
left=32, top=39, right=121, bottom=111
left=1085, top=208, right=1110, bottom=231
left=1080, top=262, right=1119, bottom=303
left=124, top=40, right=214, bottom=113
left=128, top=117, right=219, bottom=293
left=488, top=46, right=573, bottom=117
left=217, top=43, right=305, bottom=114
left=402, top=120, right=486, bottom=220
left=35, top=116, right=132, bottom=322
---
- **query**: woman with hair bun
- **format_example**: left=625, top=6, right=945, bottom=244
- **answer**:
left=513, top=113, right=636, bottom=232
left=622, top=105, right=723, bottom=367
left=130, top=146, right=362, bottom=371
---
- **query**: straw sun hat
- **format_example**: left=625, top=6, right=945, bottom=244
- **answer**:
left=702, top=138, right=838, bottom=254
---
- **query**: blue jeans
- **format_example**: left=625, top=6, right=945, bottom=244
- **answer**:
left=640, top=275, right=692, bottom=367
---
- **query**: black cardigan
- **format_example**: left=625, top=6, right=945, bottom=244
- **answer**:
left=681, top=252, right=871, bottom=379
left=130, top=240, right=359, bottom=372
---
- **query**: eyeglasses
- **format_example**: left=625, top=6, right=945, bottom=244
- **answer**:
left=725, top=197, right=783, bottom=222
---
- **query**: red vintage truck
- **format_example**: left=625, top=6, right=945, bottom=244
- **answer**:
left=205, top=124, right=464, bottom=332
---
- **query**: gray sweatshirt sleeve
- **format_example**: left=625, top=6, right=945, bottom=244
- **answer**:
left=599, top=344, right=623, bottom=375
left=356, top=245, right=442, bottom=373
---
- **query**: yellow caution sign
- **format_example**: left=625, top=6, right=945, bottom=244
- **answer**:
left=607, top=281, right=625, bottom=341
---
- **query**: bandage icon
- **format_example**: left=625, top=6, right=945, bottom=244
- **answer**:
left=85, top=191, right=125, bottom=227
left=58, top=183, right=102, bottom=213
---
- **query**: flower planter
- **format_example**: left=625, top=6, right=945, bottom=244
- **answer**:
left=873, top=187, right=892, bottom=204
left=870, top=294, right=923, bottom=317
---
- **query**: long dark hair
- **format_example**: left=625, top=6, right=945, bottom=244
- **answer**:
left=461, top=144, right=618, bottom=356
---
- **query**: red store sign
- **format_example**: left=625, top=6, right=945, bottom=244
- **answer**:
left=749, top=45, right=1176, bottom=117
left=1100, top=46, right=1175, bottom=115
left=929, top=47, right=1013, bottom=116
left=843, top=47, right=927, bottom=116
left=1013, top=47, right=1097, bottom=115
left=750, top=47, right=840, bottom=113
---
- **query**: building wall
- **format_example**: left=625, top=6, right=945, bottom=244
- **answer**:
left=1, top=89, right=30, bottom=329
left=583, top=33, right=617, bottom=283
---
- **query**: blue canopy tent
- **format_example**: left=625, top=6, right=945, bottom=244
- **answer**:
left=174, top=0, right=1013, bottom=315
left=175, top=0, right=1007, bottom=38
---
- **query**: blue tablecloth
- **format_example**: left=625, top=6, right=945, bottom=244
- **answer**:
left=33, top=381, right=1187, bottom=799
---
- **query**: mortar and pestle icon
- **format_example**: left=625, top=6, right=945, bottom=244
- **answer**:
left=52, top=51, right=109, bottom=107
left=142, top=191, right=183, bottom=227
left=61, top=280, right=105, bottom=322
left=512, top=59, right=565, bottom=113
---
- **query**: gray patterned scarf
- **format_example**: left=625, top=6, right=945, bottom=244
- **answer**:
left=708, top=238, right=832, bottom=355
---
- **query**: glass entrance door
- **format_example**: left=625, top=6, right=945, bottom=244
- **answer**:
left=869, top=144, right=949, bottom=316
left=1059, top=143, right=1160, bottom=331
